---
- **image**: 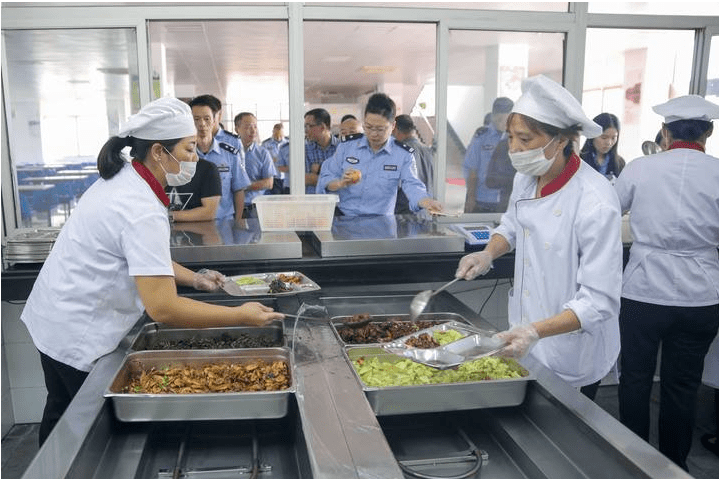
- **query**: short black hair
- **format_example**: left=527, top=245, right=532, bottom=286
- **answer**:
left=234, top=112, right=255, bottom=125
left=665, top=119, right=713, bottom=143
left=364, top=93, right=396, bottom=122
left=189, top=94, right=222, bottom=114
left=394, top=114, right=415, bottom=133
left=341, top=114, right=357, bottom=123
left=305, top=108, right=331, bottom=128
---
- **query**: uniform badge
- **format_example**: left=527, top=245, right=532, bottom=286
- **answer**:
left=219, top=142, right=239, bottom=155
left=216, top=165, right=230, bottom=173
left=345, top=157, right=359, bottom=164
left=384, top=165, right=398, bottom=171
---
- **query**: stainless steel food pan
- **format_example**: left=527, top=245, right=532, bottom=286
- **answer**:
left=104, top=348, right=294, bottom=422
left=330, top=313, right=469, bottom=346
left=129, top=321, right=284, bottom=351
left=345, top=347, right=532, bottom=416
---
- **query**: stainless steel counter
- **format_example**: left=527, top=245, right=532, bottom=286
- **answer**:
left=311, top=215, right=464, bottom=257
left=21, top=287, right=691, bottom=479
left=169, top=218, right=302, bottom=263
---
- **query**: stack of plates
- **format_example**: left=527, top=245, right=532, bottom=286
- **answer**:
left=3, top=228, right=60, bottom=267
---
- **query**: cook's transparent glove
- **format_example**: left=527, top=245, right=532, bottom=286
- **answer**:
left=494, top=324, right=540, bottom=359
left=455, top=251, right=493, bottom=280
left=192, top=268, right=226, bottom=292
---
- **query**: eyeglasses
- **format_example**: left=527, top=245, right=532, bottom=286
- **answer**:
left=363, top=123, right=390, bottom=134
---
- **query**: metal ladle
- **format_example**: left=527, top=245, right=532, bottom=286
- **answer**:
left=409, top=278, right=461, bottom=321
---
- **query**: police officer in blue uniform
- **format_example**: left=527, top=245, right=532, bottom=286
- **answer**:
left=463, top=96, right=513, bottom=213
left=317, top=93, right=442, bottom=216
left=235, top=112, right=278, bottom=217
left=189, top=95, right=251, bottom=221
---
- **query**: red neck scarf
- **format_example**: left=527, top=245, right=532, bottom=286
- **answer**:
left=132, top=160, right=169, bottom=207
left=668, top=141, right=705, bottom=153
left=540, top=152, right=581, bottom=197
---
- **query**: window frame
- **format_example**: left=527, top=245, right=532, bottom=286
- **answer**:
left=2, top=3, right=718, bottom=233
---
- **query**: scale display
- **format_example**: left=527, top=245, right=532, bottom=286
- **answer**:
left=452, top=223, right=494, bottom=246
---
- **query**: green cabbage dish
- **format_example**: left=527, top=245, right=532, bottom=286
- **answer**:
left=432, top=329, right=465, bottom=345
left=353, top=355, right=527, bottom=387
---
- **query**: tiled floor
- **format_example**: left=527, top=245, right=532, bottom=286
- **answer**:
left=3, top=384, right=717, bottom=478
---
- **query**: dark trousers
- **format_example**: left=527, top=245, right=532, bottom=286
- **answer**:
left=38, top=352, right=88, bottom=446
left=580, top=380, right=601, bottom=401
left=618, top=298, right=719, bottom=470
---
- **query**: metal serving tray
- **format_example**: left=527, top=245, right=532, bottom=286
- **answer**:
left=104, top=348, right=294, bottom=422
left=330, top=313, right=470, bottom=346
left=382, top=321, right=506, bottom=369
left=345, top=346, right=532, bottom=416
left=128, top=321, right=284, bottom=351
left=222, top=271, right=320, bottom=297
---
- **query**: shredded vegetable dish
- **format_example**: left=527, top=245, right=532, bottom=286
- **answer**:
left=124, top=359, right=290, bottom=394
left=353, top=355, right=528, bottom=387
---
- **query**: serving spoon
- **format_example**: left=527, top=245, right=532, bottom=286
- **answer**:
left=409, top=278, right=461, bottom=321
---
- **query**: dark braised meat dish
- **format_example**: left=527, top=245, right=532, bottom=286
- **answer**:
left=338, top=317, right=445, bottom=344
left=269, top=278, right=293, bottom=293
left=405, top=333, right=440, bottom=349
left=147, top=332, right=280, bottom=350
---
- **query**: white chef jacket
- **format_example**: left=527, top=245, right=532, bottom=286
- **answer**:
left=21, top=163, right=174, bottom=372
left=493, top=158, right=623, bottom=387
left=614, top=146, right=719, bottom=307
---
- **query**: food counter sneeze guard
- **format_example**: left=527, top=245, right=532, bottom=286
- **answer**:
left=312, top=214, right=465, bottom=257
left=169, top=217, right=302, bottom=263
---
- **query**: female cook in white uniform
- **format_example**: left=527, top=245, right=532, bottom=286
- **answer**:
left=456, top=75, right=623, bottom=400
left=21, top=97, right=283, bottom=446
left=614, top=95, right=719, bottom=470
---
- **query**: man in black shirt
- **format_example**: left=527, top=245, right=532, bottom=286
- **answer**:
left=166, top=158, right=222, bottom=222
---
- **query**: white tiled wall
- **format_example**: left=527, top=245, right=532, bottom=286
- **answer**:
left=1, top=301, right=46, bottom=430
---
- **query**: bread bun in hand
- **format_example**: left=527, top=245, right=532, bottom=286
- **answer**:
left=346, top=169, right=361, bottom=184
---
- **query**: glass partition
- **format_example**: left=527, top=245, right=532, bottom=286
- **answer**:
left=148, top=20, right=289, bottom=142
left=3, top=28, right=138, bottom=227
left=301, top=21, right=436, bottom=196
left=582, top=28, right=694, bottom=163
left=447, top=30, right=565, bottom=214
left=589, top=2, right=719, bottom=15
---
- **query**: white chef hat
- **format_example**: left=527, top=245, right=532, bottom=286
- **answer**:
left=117, top=97, right=196, bottom=140
left=512, top=75, right=603, bottom=138
left=652, top=95, right=719, bottom=124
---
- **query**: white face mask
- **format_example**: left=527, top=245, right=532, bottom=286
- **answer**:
left=509, top=136, right=559, bottom=176
left=160, top=147, right=196, bottom=186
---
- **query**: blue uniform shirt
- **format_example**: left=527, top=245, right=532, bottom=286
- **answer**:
left=317, top=134, right=429, bottom=216
left=243, top=143, right=278, bottom=205
left=463, top=124, right=502, bottom=204
left=261, top=136, right=289, bottom=161
left=197, top=138, right=251, bottom=220
left=278, top=136, right=339, bottom=194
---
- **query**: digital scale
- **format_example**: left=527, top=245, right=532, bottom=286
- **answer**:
left=451, top=223, right=494, bottom=246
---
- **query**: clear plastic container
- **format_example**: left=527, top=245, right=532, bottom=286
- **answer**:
left=253, top=194, right=338, bottom=231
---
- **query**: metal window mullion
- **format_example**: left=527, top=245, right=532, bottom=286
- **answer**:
left=435, top=21, right=449, bottom=204
left=287, top=2, right=305, bottom=195
left=690, top=28, right=712, bottom=96
left=136, top=19, right=152, bottom=107
left=564, top=2, right=588, bottom=100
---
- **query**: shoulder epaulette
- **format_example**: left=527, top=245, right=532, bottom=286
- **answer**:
left=342, top=133, right=364, bottom=142
left=219, top=142, right=239, bottom=155
left=394, top=139, right=415, bottom=153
